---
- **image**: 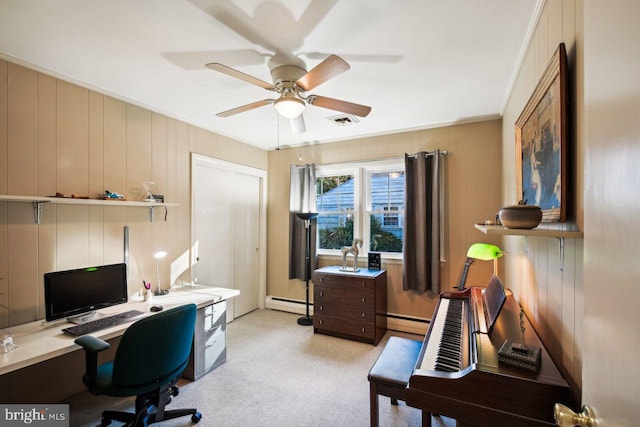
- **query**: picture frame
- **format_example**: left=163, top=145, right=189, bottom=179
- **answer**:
left=368, top=252, right=381, bottom=270
left=515, top=43, right=568, bottom=222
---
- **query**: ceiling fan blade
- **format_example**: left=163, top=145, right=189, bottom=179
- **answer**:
left=290, top=114, right=306, bottom=134
left=216, top=99, right=274, bottom=117
left=307, top=95, right=371, bottom=117
left=296, top=55, right=350, bottom=91
left=206, top=63, right=276, bottom=91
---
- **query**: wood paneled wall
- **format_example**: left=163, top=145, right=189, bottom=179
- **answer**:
left=267, top=120, right=503, bottom=324
left=500, top=0, right=583, bottom=395
left=0, top=59, right=267, bottom=328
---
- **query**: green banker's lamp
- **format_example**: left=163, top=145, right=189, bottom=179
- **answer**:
left=456, top=243, right=504, bottom=290
left=468, top=243, right=504, bottom=276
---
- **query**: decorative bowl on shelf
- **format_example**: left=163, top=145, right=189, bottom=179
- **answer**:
left=499, top=204, right=542, bottom=229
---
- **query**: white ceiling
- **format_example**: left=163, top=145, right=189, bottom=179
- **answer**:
left=0, top=0, right=540, bottom=151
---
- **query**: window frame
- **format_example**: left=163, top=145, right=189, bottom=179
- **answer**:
left=316, top=159, right=404, bottom=260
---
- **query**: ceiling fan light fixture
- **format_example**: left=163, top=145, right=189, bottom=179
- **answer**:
left=274, top=95, right=305, bottom=118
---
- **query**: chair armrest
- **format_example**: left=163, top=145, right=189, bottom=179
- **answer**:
left=75, top=335, right=110, bottom=353
left=74, top=336, right=110, bottom=392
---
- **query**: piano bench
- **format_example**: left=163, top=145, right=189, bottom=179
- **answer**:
left=368, top=336, right=429, bottom=427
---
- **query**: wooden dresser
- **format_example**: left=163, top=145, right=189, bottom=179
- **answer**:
left=312, top=266, right=387, bottom=345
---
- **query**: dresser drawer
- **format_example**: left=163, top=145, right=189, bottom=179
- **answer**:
left=313, top=272, right=375, bottom=292
left=314, top=284, right=374, bottom=303
left=314, top=315, right=375, bottom=340
left=314, top=287, right=374, bottom=322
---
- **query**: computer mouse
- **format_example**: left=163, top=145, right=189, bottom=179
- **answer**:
left=150, top=305, right=163, bottom=312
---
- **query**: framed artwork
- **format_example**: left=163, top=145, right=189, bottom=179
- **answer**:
left=515, top=43, right=568, bottom=222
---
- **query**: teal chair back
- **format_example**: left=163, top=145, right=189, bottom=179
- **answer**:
left=109, top=304, right=196, bottom=395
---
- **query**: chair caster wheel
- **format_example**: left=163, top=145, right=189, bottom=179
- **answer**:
left=191, top=412, right=202, bottom=423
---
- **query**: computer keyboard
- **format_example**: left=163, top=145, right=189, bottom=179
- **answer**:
left=62, top=309, right=146, bottom=337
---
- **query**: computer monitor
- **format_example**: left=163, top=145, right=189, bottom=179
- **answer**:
left=44, top=263, right=128, bottom=322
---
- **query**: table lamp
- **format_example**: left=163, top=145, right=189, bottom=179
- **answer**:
left=467, top=243, right=504, bottom=277
left=153, top=250, right=169, bottom=296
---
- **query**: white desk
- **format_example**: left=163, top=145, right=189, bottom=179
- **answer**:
left=0, top=286, right=239, bottom=376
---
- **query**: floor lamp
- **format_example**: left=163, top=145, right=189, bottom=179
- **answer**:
left=296, top=212, right=317, bottom=326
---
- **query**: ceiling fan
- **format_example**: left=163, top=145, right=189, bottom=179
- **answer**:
left=206, top=55, right=371, bottom=133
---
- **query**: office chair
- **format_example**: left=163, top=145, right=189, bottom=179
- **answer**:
left=75, top=304, right=202, bottom=426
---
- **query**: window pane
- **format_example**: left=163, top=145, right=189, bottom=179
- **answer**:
left=316, top=175, right=354, bottom=211
left=318, top=213, right=354, bottom=250
left=316, top=175, right=355, bottom=250
left=370, top=213, right=403, bottom=252
left=369, top=170, right=404, bottom=253
left=370, top=171, right=405, bottom=210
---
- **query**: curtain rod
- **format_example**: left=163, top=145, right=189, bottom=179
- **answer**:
left=311, top=150, right=449, bottom=168
left=406, top=150, right=448, bottom=159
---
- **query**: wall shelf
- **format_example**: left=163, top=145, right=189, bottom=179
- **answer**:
left=0, top=195, right=178, bottom=223
left=474, top=224, right=583, bottom=271
left=474, top=224, right=583, bottom=239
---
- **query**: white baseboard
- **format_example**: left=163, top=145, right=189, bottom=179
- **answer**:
left=265, top=295, right=428, bottom=336
left=265, top=295, right=314, bottom=316
left=386, top=315, right=428, bottom=335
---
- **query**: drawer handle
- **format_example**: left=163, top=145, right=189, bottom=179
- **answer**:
left=362, top=297, right=366, bottom=303
left=362, top=312, right=365, bottom=318
left=319, top=319, right=323, bottom=325
left=320, top=291, right=323, bottom=297
left=320, top=305, right=323, bottom=311
left=362, top=282, right=365, bottom=287
left=361, top=327, right=365, bottom=333
left=320, top=277, right=324, bottom=282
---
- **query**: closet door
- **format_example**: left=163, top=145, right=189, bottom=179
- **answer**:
left=231, top=172, right=261, bottom=317
left=191, top=155, right=264, bottom=320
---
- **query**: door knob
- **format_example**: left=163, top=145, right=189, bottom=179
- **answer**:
left=554, top=404, right=597, bottom=427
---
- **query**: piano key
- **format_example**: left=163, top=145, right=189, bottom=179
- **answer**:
left=420, top=299, right=449, bottom=370
left=420, top=298, right=466, bottom=372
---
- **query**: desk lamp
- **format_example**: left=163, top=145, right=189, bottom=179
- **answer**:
left=154, top=250, right=169, bottom=296
left=467, top=243, right=504, bottom=277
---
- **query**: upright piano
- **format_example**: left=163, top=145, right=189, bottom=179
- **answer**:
left=406, top=276, right=574, bottom=426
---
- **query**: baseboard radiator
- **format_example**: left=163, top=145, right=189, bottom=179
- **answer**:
left=264, top=296, right=429, bottom=336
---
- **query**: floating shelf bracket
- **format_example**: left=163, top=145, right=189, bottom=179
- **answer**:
left=148, top=205, right=168, bottom=222
left=557, top=237, right=565, bottom=271
left=32, top=201, right=50, bottom=224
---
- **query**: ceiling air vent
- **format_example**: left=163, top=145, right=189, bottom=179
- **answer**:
left=326, top=114, right=359, bottom=127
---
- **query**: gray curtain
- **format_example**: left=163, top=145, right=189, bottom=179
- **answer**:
left=289, top=164, right=317, bottom=214
left=289, top=214, right=317, bottom=280
left=402, top=150, right=441, bottom=293
left=289, top=164, right=317, bottom=280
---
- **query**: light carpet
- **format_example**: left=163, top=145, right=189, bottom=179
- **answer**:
left=67, top=309, right=454, bottom=427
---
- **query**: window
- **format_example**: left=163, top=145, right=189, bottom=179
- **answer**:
left=383, top=206, right=399, bottom=226
left=316, top=160, right=404, bottom=258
